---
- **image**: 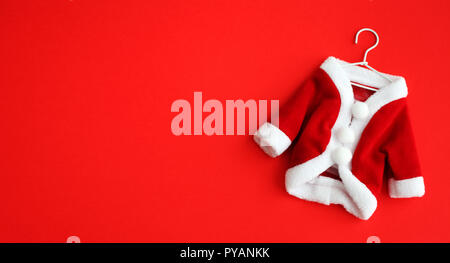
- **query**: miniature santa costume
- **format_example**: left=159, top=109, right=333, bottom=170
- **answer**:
left=253, top=56, right=424, bottom=220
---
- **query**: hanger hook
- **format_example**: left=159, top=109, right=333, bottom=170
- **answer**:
left=355, top=28, right=379, bottom=64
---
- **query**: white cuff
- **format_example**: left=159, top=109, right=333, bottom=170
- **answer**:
left=253, top=122, right=291, bottom=158
left=388, top=177, right=425, bottom=198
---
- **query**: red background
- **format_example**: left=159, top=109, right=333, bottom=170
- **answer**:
left=1, top=0, right=449, bottom=242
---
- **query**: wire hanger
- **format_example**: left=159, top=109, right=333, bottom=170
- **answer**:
left=346, top=28, right=392, bottom=91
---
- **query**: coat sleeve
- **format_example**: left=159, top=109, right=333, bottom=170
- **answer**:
left=383, top=101, right=425, bottom=198
left=253, top=77, right=316, bottom=157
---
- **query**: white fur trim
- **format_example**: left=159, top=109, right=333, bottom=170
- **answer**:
left=337, top=166, right=377, bottom=220
left=285, top=154, right=377, bottom=220
left=254, top=122, right=291, bottom=157
left=286, top=169, right=377, bottom=220
left=284, top=57, right=409, bottom=220
left=336, top=127, right=355, bottom=144
left=388, top=177, right=425, bottom=198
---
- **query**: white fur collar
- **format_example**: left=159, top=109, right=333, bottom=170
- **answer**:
left=320, top=56, right=408, bottom=109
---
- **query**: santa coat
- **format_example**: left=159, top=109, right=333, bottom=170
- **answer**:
left=254, top=56, right=424, bottom=220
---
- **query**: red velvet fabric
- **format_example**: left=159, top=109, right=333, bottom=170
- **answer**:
left=352, top=99, right=421, bottom=195
left=278, top=68, right=341, bottom=166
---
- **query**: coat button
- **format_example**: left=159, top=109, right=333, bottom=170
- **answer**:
left=332, top=146, right=352, bottom=165
left=336, top=127, right=355, bottom=144
left=352, top=101, right=369, bottom=119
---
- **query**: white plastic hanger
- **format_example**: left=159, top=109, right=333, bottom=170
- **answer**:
left=345, top=28, right=392, bottom=92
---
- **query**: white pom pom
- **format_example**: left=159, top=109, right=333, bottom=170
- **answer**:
left=351, top=101, right=369, bottom=119
left=336, top=127, right=355, bottom=144
left=332, top=146, right=352, bottom=165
